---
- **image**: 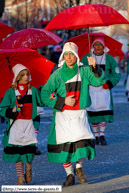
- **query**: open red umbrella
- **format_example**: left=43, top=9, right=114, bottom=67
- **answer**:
left=66, top=32, right=124, bottom=60
left=0, top=28, right=63, bottom=49
left=45, top=4, right=129, bottom=51
left=45, top=4, right=129, bottom=30
left=0, top=22, right=15, bottom=40
left=0, top=48, right=55, bottom=97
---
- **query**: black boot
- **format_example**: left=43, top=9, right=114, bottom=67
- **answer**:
left=63, top=174, right=75, bottom=186
left=95, top=136, right=99, bottom=145
left=99, top=136, right=107, bottom=145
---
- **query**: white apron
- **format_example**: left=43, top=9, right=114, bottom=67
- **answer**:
left=87, top=85, right=111, bottom=112
left=8, top=119, right=37, bottom=146
left=55, top=109, right=94, bottom=144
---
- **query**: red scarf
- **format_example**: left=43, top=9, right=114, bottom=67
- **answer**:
left=18, top=84, right=28, bottom=96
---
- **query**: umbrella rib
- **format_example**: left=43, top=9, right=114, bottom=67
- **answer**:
left=0, top=61, right=7, bottom=71
left=6, top=57, right=11, bottom=71
left=87, top=26, right=91, bottom=55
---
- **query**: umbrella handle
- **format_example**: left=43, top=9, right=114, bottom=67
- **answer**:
left=87, top=26, right=91, bottom=56
left=88, top=26, right=96, bottom=69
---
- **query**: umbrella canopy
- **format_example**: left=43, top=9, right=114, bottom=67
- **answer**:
left=66, top=32, right=124, bottom=60
left=45, top=4, right=129, bottom=31
left=0, top=22, right=15, bottom=40
left=0, top=28, right=63, bottom=49
left=0, top=48, right=55, bottom=97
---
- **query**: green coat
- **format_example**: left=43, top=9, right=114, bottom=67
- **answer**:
left=41, top=65, right=105, bottom=163
left=0, top=86, right=42, bottom=163
left=81, top=53, right=121, bottom=123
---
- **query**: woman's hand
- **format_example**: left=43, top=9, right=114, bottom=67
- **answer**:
left=12, top=106, right=17, bottom=112
left=87, top=56, right=96, bottom=68
left=65, top=95, right=76, bottom=106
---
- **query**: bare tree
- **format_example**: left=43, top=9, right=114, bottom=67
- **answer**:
left=76, top=0, right=80, bottom=5
left=85, top=0, right=92, bottom=4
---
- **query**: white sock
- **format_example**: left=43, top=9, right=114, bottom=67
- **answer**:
left=16, top=161, right=24, bottom=177
left=76, top=158, right=85, bottom=168
left=98, top=122, right=106, bottom=136
left=92, top=123, right=99, bottom=137
left=63, top=163, right=73, bottom=176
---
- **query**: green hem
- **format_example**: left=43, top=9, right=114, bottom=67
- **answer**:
left=88, top=115, right=113, bottom=123
left=48, top=146, right=95, bottom=163
left=3, top=152, right=35, bottom=163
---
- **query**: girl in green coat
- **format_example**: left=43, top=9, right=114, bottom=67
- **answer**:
left=0, top=64, right=42, bottom=185
left=41, top=42, right=105, bottom=186
left=81, top=37, right=121, bottom=146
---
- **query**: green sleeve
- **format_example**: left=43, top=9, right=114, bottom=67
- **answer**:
left=105, top=54, right=121, bottom=88
left=81, top=53, right=90, bottom=66
left=0, top=88, right=15, bottom=117
left=32, top=88, right=42, bottom=130
left=31, top=86, right=43, bottom=120
left=82, top=66, right=106, bottom=86
left=35, top=87, right=43, bottom=107
left=33, top=115, right=40, bottom=130
left=41, top=70, right=65, bottom=111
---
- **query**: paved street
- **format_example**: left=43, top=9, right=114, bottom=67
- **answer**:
left=0, top=72, right=129, bottom=193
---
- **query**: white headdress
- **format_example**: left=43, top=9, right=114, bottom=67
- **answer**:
left=91, top=37, right=109, bottom=53
left=58, top=42, right=83, bottom=68
left=12, top=64, right=31, bottom=84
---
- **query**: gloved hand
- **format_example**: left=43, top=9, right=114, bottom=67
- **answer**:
left=102, top=83, right=109, bottom=89
left=49, top=92, right=57, bottom=99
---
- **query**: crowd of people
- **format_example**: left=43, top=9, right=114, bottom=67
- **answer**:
left=0, top=39, right=122, bottom=186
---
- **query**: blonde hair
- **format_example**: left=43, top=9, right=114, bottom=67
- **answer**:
left=12, top=69, right=31, bottom=90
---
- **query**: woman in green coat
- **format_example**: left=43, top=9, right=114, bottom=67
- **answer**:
left=41, top=42, right=106, bottom=186
left=81, top=37, right=121, bottom=146
left=0, top=64, right=42, bottom=185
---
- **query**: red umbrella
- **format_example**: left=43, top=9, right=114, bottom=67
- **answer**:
left=45, top=4, right=129, bottom=31
left=45, top=4, right=129, bottom=52
left=0, top=22, right=15, bottom=40
left=0, top=28, right=63, bottom=49
left=66, top=32, right=124, bottom=60
left=0, top=48, right=55, bottom=97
